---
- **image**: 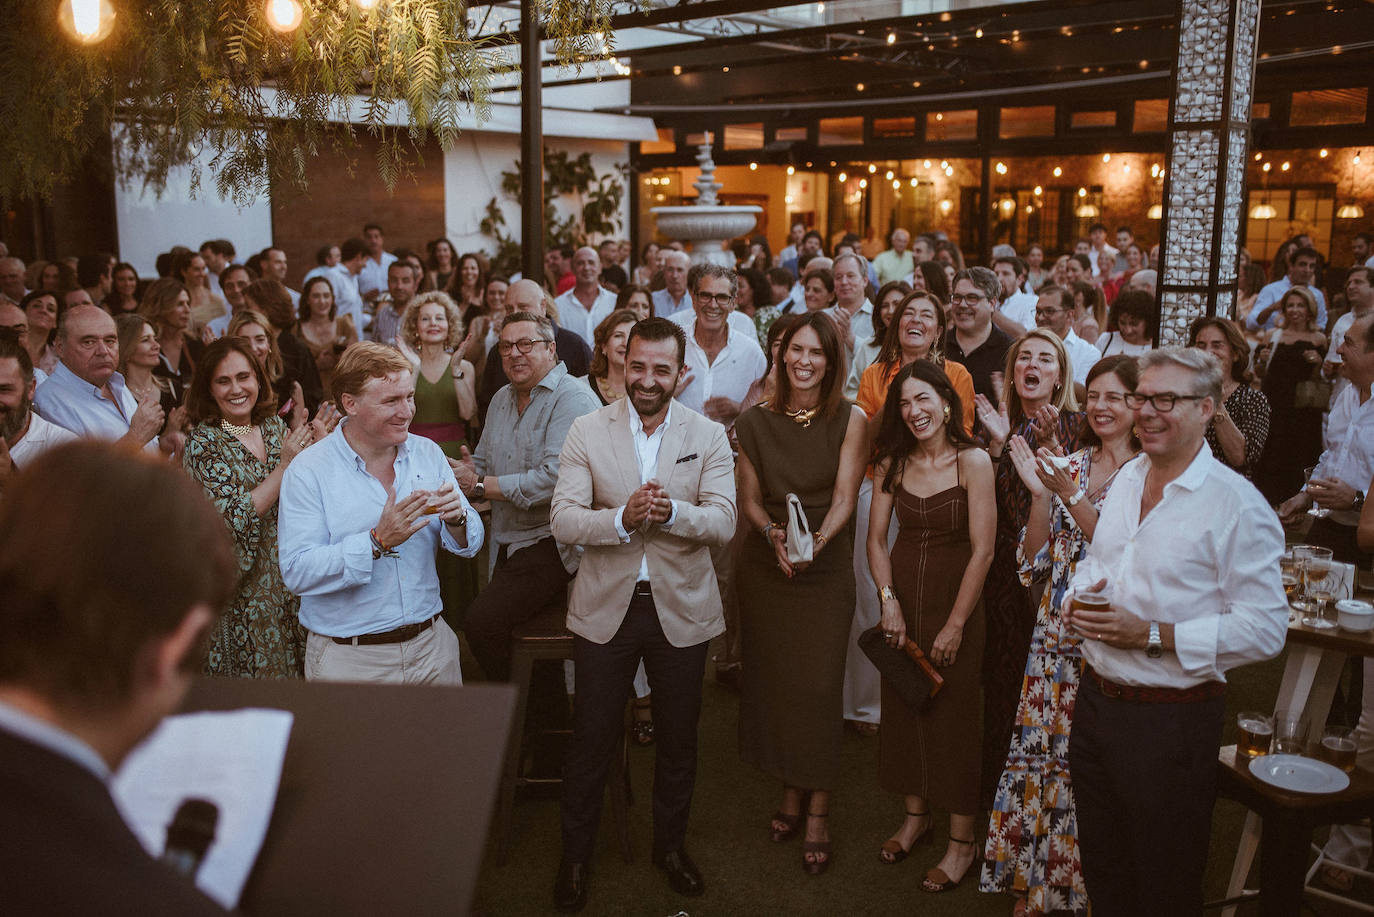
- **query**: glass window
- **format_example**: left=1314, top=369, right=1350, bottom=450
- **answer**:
left=999, top=106, right=1056, bottom=139
left=818, top=117, right=863, bottom=145
left=775, top=126, right=808, bottom=143
left=1244, top=187, right=1336, bottom=264
left=873, top=117, right=917, bottom=139
left=926, top=110, right=977, bottom=141
left=640, top=127, right=675, bottom=155
left=1251, top=102, right=1271, bottom=121
left=1290, top=88, right=1368, bottom=127
left=724, top=122, right=763, bottom=150
left=1070, top=110, right=1116, bottom=130
left=1133, top=99, right=1169, bottom=133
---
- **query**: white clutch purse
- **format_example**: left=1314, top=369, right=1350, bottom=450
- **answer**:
left=785, top=492, right=814, bottom=565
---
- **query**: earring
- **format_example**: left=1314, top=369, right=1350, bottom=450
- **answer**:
left=943, top=405, right=951, bottom=422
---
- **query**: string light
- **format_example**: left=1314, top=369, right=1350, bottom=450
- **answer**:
left=1320, top=148, right=1329, bottom=158
left=838, top=172, right=847, bottom=182
left=1078, top=187, right=1087, bottom=197
left=868, top=164, right=877, bottom=173
left=1033, top=185, right=1043, bottom=196
left=1280, top=161, right=1290, bottom=171
left=859, top=178, right=868, bottom=189
left=1102, top=153, right=1111, bottom=163
left=59, top=0, right=116, bottom=43
left=672, top=65, right=682, bottom=76
left=886, top=32, right=896, bottom=45
left=885, top=169, right=894, bottom=180
left=975, top=28, right=983, bottom=38
left=995, top=161, right=1007, bottom=175
left=264, top=0, right=303, bottom=32
left=749, top=162, right=758, bottom=171
left=1053, top=166, right=1063, bottom=177
left=787, top=165, right=795, bottom=175
left=923, top=160, right=931, bottom=169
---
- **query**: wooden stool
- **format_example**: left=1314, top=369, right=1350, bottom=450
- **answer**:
left=1213, top=745, right=1374, bottom=916
left=493, top=607, right=632, bottom=866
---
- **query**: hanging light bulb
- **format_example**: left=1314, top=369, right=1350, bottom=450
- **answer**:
left=264, top=0, right=303, bottom=31
left=787, top=165, right=795, bottom=175
left=859, top=178, right=868, bottom=189
left=749, top=162, right=758, bottom=171
left=837, top=172, right=847, bottom=183
left=868, top=164, right=877, bottom=174
left=885, top=170, right=894, bottom=180
left=1053, top=166, right=1063, bottom=177
left=1147, top=203, right=1163, bottom=219
left=995, top=162, right=1008, bottom=175
left=58, top=0, right=116, bottom=43
left=1249, top=202, right=1278, bottom=220
left=1033, top=185, right=1043, bottom=196
left=909, top=177, right=918, bottom=188
left=923, top=159, right=932, bottom=169
left=939, top=199, right=953, bottom=214
left=893, top=179, right=902, bottom=190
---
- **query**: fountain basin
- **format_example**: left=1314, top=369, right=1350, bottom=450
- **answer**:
left=651, top=205, right=761, bottom=266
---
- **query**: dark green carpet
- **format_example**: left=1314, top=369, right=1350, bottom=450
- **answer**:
left=472, top=643, right=1325, bottom=916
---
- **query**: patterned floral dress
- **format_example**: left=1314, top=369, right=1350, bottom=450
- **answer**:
left=182, top=418, right=305, bottom=678
left=980, top=446, right=1132, bottom=915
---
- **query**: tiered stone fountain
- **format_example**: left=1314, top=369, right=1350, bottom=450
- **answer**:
left=651, top=139, right=761, bottom=267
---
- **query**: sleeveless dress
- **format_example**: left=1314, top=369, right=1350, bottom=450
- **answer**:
left=980, top=447, right=1132, bottom=915
left=1254, top=339, right=1324, bottom=503
left=878, top=456, right=985, bottom=813
left=736, top=403, right=856, bottom=789
left=410, top=362, right=478, bottom=621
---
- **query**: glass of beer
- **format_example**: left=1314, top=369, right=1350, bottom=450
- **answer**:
left=1317, top=726, right=1358, bottom=773
left=1236, top=712, right=1274, bottom=759
left=1070, top=592, right=1111, bottom=617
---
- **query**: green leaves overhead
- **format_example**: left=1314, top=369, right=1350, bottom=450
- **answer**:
left=0, top=0, right=623, bottom=204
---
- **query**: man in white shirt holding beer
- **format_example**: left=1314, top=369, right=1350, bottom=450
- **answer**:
left=1062, top=346, right=1288, bottom=917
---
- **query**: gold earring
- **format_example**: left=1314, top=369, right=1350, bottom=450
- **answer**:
left=943, top=405, right=951, bottom=422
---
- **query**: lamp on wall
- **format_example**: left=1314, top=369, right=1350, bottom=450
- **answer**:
left=1147, top=203, right=1162, bottom=220
left=1337, top=149, right=1366, bottom=219
left=1249, top=202, right=1278, bottom=219
left=1075, top=203, right=1100, bottom=219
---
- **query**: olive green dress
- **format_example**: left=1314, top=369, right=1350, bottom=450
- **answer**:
left=182, top=418, right=304, bottom=678
left=735, top=403, right=856, bottom=789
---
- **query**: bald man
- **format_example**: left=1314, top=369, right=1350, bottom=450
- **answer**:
left=32, top=305, right=169, bottom=454
left=555, top=247, right=617, bottom=346
left=479, top=280, right=592, bottom=413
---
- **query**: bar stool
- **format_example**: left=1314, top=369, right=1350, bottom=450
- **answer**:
left=493, top=606, right=632, bottom=866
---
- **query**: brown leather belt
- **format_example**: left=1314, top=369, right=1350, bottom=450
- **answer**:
left=1086, top=667, right=1225, bottom=704
left=330, top=614, right=440, bottom=646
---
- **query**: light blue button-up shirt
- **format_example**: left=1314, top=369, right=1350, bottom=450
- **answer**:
left=33, top=362, right=138, bottom=441
left=279, top=423, right=483, bottom=638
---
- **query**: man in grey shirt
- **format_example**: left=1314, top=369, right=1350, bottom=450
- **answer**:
left=451, top=311, right=600, bottom=686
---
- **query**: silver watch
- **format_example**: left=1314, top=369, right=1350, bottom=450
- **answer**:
left=471, top=480, right=485, bottom=501
left=1145, top=622, right=1163, bottom=659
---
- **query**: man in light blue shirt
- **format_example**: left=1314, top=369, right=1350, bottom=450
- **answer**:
left=651, top=250, right=692, bottom=318
left=1245, top=246, right=1327, bottom=332
left=280, top=342, right=482, bottom=685
left=33, top=305, right=169, bottom=453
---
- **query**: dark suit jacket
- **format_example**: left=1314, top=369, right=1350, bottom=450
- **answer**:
left=0, top=728, right=229, bottom=916
left=478, top=325, right=591, bottom=416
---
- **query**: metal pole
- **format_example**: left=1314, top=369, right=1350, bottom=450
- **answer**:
left=520, top=0, right=543, bottom=283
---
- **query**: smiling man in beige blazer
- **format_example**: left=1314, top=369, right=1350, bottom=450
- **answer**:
left=549, top=316, right=736, bottom=912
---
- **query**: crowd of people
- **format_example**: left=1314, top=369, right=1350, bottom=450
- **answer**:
left=1, top=218, right=1372, bottom=917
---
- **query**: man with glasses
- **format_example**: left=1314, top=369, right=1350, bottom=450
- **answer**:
left=33, top=305, right=168, bottom=452
left=946, top=267, right=1013, bottom=404
left=452, top=311, right=599, bottom=702
left=1064, top=347, right=1287, bottom=917
left=1278, top=312, right=1374, bottom=566
left=1034, top=286, right=1099, bottom=387
left=671, top=264, right=765, bottom=428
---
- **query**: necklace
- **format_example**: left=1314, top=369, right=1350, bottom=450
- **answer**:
left=221, top=419, right=255, bottom=437
left=784, top=405, right=818, bottom=427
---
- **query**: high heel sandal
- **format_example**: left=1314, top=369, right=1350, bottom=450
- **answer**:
left=801, top=809, right=832, bottom=876
left=878, top=809, right=931, bottom=864
left=921, top=836, right=977, bottom=893
left=770, top=788, right=808, bottom=843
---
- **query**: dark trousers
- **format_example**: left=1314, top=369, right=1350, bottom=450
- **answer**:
left=465, top=537, right=572, bottom=681
left=560, top=589, right=710, bottom=863
left=1306, top=516, right=1374, bottom=569
left=1068, top=675, right=1225, bottom=917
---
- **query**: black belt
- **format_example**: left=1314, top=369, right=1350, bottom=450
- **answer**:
left=633, top=581, right=653, bottom=598
left=329, top=614, right=440, bottom=646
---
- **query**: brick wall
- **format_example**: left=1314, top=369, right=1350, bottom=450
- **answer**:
left=270, top=131, right=446, bottom=289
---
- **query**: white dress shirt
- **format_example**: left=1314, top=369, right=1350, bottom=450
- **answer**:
left=33, top=363, right=139, bottom=441
left=0, top=701, right=109, bottom=781
left=613, top=403, right=679, bottom=581
left=1061, top=329, right=1100, bottom=385
left=1245, top=277, right=1327, bottom=332
left=279, top=424, right=483, bottom=638
left=668, top=306, right=756, bottom=340
left=9, top=411, right=76, bottom=468
left=1311, top=381, right=1374, bottom=525
left=554, top=285, right=618, bottom=346
left=651, top=288, right=690, bottom=319
left=1070, top=446, right=1288, bottom=687
left=1324, top=309, right=1369, bottom=406
left=1000, top=291, right=1038, bottom=331
left=673, top=317, right=767, bottom=417
left=357, top=251, right=398, bottom=301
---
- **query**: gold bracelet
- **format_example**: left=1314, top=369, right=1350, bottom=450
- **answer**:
left=762, top=521, right=781, bottom=540
left=814, top=531, right=828, bottom=549
left=878, top=585, right=897, bottom=602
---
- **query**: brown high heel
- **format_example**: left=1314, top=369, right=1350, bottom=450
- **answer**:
left=801, top=808, right=831, bottom=875
left=921, top=836, right=978, bottom=892
left=878, top=809, right=931, bottom=864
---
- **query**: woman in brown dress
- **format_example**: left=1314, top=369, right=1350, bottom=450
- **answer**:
left=736, top=312, right=869, bottom=875
left=867, top=359, right=995, bottom=893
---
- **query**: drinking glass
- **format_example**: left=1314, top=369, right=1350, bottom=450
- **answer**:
left=1275, top=715, right=1310, bottom=756
left=1236, top=712, right=1274, bottom=759
left=1304, top=547, right=1337, bottom=628
left=1305, top=466, right=1331, bottom=518
left=1317, top=726, right=1358, bottom=773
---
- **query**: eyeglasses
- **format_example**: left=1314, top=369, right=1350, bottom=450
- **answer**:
left=1034, top=307, right=1064, bottom=317
left=1122, top=392, right=1206, bottom=412
left=695, top=293, right=735, bottom=307
left=497, top=337, right=552, bottom=356
left=949, top=294, right=986, bottom=306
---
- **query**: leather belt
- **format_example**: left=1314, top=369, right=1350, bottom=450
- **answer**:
left=1086, top=667, right=1225, bottom=704
left=329, top=614, right=440, bottom=646
left=633, top=581, right=653, bottom=598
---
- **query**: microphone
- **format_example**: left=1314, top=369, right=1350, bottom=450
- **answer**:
left=159, top=798, right=219, bottom=880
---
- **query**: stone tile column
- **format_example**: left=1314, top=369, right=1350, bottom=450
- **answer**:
left=1155, top=0, right=1261, bottom=345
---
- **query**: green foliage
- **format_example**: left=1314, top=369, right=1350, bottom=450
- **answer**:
left=0, top=0, right=625, bottom=204
left=480, top=148, right=626, bottom=276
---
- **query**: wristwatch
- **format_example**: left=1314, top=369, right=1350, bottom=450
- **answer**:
left=471, top=480, right=486, bottom=501
left=1065, top=490, right=1084, bottom=508
left=1145, top=622, right=1163, bottom=659
left=1354, top=490, right=1366, bottom=510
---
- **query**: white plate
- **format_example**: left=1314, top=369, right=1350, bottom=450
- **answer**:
left=1249, top=754, right=1350, bottom=794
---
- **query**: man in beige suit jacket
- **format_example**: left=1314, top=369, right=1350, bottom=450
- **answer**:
left=549, top=318, right=735, bottom=912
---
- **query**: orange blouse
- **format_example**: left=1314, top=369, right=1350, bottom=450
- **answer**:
left=855, top=358, right=977, bottom=432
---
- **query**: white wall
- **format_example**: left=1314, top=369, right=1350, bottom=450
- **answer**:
left=113, top=146, right=273, bottom=279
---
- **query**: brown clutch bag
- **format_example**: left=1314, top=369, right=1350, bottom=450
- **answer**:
left=858, top=626, right=946, bottom=711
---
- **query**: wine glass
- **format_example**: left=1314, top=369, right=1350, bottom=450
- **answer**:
left=1304, top=549, right=1339, bottom=629
left=1305, top=466, right=1330, bottom=518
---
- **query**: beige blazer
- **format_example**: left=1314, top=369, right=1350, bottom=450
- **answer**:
left=551, top=397, right=737, bottom=647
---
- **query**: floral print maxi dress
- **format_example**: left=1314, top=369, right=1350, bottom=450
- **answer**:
left=980, top=446, right=1128, bottom=916
left=182, top=418, right=305, bottom=678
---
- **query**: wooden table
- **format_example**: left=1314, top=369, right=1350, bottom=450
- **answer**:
left=1220, top=618, right=1374, bottom=917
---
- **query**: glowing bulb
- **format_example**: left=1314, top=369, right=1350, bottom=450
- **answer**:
left=265, top=0, right=303, bottom=32
left=1262, top=162, right=1272, bottom=172
left=939, top=199, right=953, bottom=214
left=909, top=178, right=918, bottom=187
left=749, top=162, right=758, bottom=171
left=885, top=170, right=894, bottom=180
left=1356, top=154, right=1363, bottom=165
left=1102, top=153, right=1111, bottom=163
left=995, top=161, right=1007, bottom=175
left=785, top=194, right=794, bottom=204
left=1123, top=163, right=1131, bottom=173
left=838, top=172, right=847, bottom=182
left=887, top=32, right=896, bottom=45
left=1280, top=161, right=1290, bottom=171
left=59, top=0, right=116, bottom=43
left=868, top=164, right=877, bottom=173
left=672, top=65, right=682, bottom=76
left=944, top=167, right=954, bottom=177
left=859, top=178, right=868, bottom=189
left=936, top=113, right=944, bottom=121
left=1254, top=152, right=1263, bottom=161
left=940, top=160, right=949, bottom=170
left=1078, top=187, right=1087, bottom=197
left=722, top=66, right=730, bottom=73
left=893, top=179, right=902, bottom=190
left=856, top=83, right=865, bottom=92
left=1033, top=185, right=1043, bottom=196
left=923, top=159, right=931, bottom=169
left=975, top=28, right=983, bottom=38
left=1320, top=148, right=1329, bottom=158
left=787, top=165, right=795, bottom=175
left=357, top=0, right=379, bottom=8
left=1053, top=166, right=1063, bottom=177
